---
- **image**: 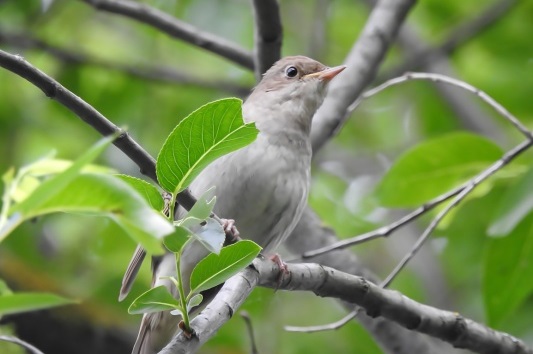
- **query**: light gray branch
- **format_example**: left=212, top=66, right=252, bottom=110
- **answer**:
left=81, top=0, right=254, bottom=70
left=310, top=0, right=417, bottom=152
left=160, top=258, right=533, bottom=354
left=251, top=0, right=282, bottom=79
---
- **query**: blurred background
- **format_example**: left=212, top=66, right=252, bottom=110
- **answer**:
left=1, top=0, right=532, bottom=353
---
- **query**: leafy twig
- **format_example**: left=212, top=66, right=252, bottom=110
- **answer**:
left=0, top=49, right=204, bottom=210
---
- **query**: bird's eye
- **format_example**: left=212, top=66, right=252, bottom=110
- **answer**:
left=285, top=66, right=298, bottom=78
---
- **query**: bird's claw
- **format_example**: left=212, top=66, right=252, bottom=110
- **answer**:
left=221, top=218, right=240, bottom=242
left=269, top=254, right=289, bottom=288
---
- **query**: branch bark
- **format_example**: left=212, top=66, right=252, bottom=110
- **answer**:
left=160, top=258, right=533, bottom=354
left=310, top=0, right=417, bottom=152
left=251, top=0, right=282, bottom=79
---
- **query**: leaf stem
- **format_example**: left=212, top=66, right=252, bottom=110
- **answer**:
left=175, top=250, right=191, bottom=331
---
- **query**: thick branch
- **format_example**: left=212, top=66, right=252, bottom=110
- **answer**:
left=251, top=0, right=282, bottom=79
left=81, top=0, right=254, bottom=70
left=161, top=258, right=532, bottom=354
left=310, top=0, right=417, bottom=152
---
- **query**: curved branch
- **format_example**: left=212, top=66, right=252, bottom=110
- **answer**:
left=161, top=258, right=533, bottom=354
left=81, top=0, right=254, bottom=70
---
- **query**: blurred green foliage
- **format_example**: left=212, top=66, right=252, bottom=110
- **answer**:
left=1, top=0, right=533, bottom=353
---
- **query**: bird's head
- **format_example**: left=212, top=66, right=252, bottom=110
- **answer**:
left=245, top=56, right=346, bottom=134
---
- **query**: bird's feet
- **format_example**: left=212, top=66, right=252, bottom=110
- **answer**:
left=268, top=254, right=289, bottom=288
left=221, top=218, right=240, bottom=242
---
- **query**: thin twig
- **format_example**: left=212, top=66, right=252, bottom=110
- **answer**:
left=240, top=311, right=259, bottom=354
left=81, top=0, right=254, bottom=70
left=305, top=72, right=532, bottom=258
left=0, top=335, right=45, bottom=354
left=355, top=72, right=532, bottom=139
left=302, top=185, right=462, bottom=258
left=284, top=309, right=359, bottom=333
left=251, top=0, right=282, bottom=79
left=381, top=139, right=533, bottom=287
left=0, top=31, right=250, bottom=96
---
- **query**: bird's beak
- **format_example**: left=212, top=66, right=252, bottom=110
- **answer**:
left=304, top=65, right=347, bottom=81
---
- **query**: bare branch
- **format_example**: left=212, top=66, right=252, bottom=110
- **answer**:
left=304, top=71, right=532, bottom=258
left=284, top=309, right=359, bottom=333
left=161, top=258, right=533, bottom=354
left=0, top=31, right=250, bottom=96
left=81, top=0, right=254, bottom=70
left=310, top=0, right=417, bottom=152
left=251, top=0, right=282, bottom=79
left=288, top=208, right=440, bottom=354
left=358, top=72, right=532, bottom=140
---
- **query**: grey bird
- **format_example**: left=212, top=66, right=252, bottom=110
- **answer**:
left=121, top=56, right=346, bottom=354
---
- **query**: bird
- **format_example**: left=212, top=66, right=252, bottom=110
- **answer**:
left=122, top=56, right=346, bottom=354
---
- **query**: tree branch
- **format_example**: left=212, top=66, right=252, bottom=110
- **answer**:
left=310, top=0, right=417, bottom=153
left=251, top=0, right=282, bottom=79
left=0, top=48, right=199, bottom=210
left=161, top=258, right=533, bottom=354
left=81, top=0, right=254, bottom=70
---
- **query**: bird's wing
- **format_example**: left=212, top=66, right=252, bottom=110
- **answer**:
left=119, top=245, right=147, bottom=301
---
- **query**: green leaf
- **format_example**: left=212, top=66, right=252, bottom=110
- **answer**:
left=190, top=240, right=261, bottom=295
left=483, top=215, right=533, bottom=326
left=186, top=293, right=203, bottom=313
left=177, top=187, right=217, bottom=229
left=10, top=136, right=115, bottom=215
left=1, top=136, right=116, bottom=241
left=185, top=186, right=216, bottom=221
left=128, top=285, right=181, bottom=315
left=156, top=98, right=258, bottom=194
left=116, top=174, right=164, bottom=211
left=0, top=292, right=77, bottom=316
left=164, top=226, right=191, bottom=253
left=8, top=173, right=173, bottom=254
left=488, top=166, right=533, bottom=237
left=376, top=132, right=502, bottom=207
